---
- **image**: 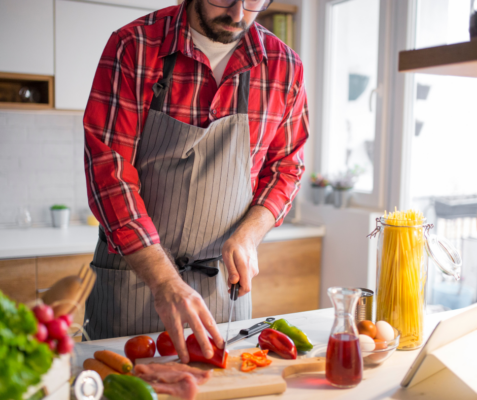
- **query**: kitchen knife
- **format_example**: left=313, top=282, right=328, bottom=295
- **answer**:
left=226, top=317, right=276, bottom=345
left=223, top=282, right=240, bottom=365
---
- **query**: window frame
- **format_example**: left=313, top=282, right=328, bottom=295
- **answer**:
left=312, top=0, right=416, bottom=211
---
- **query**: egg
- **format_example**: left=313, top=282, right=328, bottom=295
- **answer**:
left=374, top=339, right=388, bottom=350
left=375, top=320, right=394, bottom=341
left=357, top=320, right=377, bottom=338
left=359, top=334, right=376, bottom=351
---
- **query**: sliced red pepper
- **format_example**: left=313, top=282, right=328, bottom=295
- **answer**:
left=258, top=328, right=297, bottom=360
left=186, top=334, right=228, bottom=368
left=251, top=357, right=272, bottom=367
left=253, top=350, right=269, bottom=357
left=241, top=359, right=257, bottom=372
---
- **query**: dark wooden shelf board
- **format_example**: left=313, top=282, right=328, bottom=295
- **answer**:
left=399, top=40, right=477, bottom=78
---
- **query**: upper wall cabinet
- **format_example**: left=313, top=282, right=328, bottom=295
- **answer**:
left=73, top=0, right=176, bottom=9
left=55, top=0, right=155, bottom=110
left=0, top=0, right=54, bottom=75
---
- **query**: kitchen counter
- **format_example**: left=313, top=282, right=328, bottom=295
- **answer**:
left=74, top=307, right=461, bottom=400
left=0, top=223, right=325, bottom=259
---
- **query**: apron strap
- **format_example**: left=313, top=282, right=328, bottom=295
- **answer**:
left=175, top=256, right=221, bottom=277
left=150, top=52, right=178, bottom=112
left=237, top=69, right=250, bottom=115
left=98, top=228, right=220, bottom=277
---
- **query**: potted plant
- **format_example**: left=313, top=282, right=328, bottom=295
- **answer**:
left=310, top=173, right=330, bottom=205
left=50, top=205, right=70, bottom=229
left=330, top=167, right=363, bottom=208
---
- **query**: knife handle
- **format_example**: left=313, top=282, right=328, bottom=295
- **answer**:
left=230, top=282, right=240, bottom=301
left=239, top=317, right=275, bottom=336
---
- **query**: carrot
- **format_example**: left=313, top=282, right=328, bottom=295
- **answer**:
left=83, top=358, right=119, bottom=380
left=94, top=350, right=133, bottom=373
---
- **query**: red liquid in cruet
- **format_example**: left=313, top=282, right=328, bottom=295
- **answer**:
left=326, top=333, right=362, bottom=387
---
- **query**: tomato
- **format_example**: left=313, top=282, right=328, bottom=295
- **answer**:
left=156, top=331, right=177, bottom=356
left=46, top=319, right=68, bottom=340
left=124, top=335, right=156, bottom=363
left=57, top=336, right=75, bottom=354
left=33, top=304, right=54, bottom=325
left=186, top=334, right=227, bottom=368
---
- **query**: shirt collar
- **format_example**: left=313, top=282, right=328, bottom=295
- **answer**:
left=158, top=2, right=267, bottom=71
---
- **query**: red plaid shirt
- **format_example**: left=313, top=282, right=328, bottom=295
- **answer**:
left=84, top=2, right=309, bottom=256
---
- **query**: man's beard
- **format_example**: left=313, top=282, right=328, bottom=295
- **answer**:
left=194, top=0, right=249, bottom=44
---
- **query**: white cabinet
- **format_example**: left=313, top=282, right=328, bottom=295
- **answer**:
left=55, top=0, right=154, bottom=110
left=73, top=0, right=176, bottom=9
left=0, top=0, right=54, bottom=75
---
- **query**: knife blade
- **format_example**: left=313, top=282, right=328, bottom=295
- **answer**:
left=223, top=282, right=240, bottom=365
left=226, top=317, right=275, bottom=346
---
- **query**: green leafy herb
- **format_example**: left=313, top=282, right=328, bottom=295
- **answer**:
left=50, top=205, right=68, bottom=210
left=0, top=292, right=54, bottom=400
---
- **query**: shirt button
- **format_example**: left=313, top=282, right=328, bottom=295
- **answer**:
left=212, top=109, right=217, bottom=115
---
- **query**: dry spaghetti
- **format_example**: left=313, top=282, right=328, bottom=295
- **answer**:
left=376, top=209, right=427, bottom=350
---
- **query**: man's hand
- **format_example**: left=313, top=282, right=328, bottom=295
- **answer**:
left=222, top=206, right=276, bottom=297
left=124, top=244, right=223, bottom=364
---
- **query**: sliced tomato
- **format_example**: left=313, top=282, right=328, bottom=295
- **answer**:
left=241, top=359, right=257, bottom=372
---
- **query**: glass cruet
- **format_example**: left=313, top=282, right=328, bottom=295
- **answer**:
left=326, top=287, right=363, bottom=388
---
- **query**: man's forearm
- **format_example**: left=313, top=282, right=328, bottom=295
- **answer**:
left=232, top=205, right=276, bottom=246
left=124, top=244, right=179, bottom=294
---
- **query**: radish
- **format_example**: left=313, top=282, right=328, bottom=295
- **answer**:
left=35, top=323, right=48, bottom=342
left=33, top=304, right=54, bottom=324
left=57, top=336, right=74, bottom=354
left=59, top=314, right=73, bottom=327
left=46, top=319, right=68, bottom=340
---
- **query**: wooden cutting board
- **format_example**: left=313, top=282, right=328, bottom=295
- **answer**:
left=137, top=348, right=326, bottom=400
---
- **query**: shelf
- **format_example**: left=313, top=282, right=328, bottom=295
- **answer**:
left=259, top=2, right=297, bottom=17
left=176, top=0, right=297, bottom=15
left=0, top=72, right=54, bottom=110
left=398, top=40, right=477, bottom=78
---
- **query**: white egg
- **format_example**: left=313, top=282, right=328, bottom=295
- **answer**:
left=376, top=320, right=394, bottom=342
left=359, top=334, right=376, bottom=351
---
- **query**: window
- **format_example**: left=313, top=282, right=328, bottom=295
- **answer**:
left=408, top=0, right=477, bottom=311
left=316, top=0, right=388, bottom=208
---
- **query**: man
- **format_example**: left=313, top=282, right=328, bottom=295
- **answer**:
left=83, top=0, right=308, bottom=363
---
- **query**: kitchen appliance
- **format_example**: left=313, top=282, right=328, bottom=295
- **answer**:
left=325, top=287, right=363, bottom=388
left=368, top=215, right=461, bottom=350
left=137, top=347, right=326, bottom=400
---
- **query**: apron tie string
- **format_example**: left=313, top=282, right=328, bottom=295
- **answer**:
left=175, top=256, right=221, bottom=277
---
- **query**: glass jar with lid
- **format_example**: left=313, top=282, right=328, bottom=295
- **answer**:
left=368, top=210, right=461, bottom=350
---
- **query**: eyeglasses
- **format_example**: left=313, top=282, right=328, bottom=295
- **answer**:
left=207, top=0, right=273, bottom=12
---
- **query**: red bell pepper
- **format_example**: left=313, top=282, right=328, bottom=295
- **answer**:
left=186, top=334, right=228, bottom=368
left=258, top=328, right=297, bottom=360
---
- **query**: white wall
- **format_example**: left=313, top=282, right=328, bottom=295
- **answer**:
left=0, top=110, right=88, bottom=227
left=301, top=202, right=380, bottom=308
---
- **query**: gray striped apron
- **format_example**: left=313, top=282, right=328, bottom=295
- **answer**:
left=84, top=53, right=253, bottom=340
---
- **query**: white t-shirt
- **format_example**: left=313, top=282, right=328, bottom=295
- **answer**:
left=190, top=27, right=239, bottom=86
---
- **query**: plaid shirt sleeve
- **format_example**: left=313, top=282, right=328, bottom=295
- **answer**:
left=250, top=64, right=309, bottom=226
left=84, top=32, right=159, bottom=256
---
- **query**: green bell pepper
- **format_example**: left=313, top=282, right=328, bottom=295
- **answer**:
left=103, top=374, right=157, bottom=400
left=266, top=318, right=313, bottom=352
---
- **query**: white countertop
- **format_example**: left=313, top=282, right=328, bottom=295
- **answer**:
left=0, top=223, right=325, bottom=259
left=74, top=307, right=461, bottom=400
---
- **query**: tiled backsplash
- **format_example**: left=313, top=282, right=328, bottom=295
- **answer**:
left=0, top=110, right=89, bottom=227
